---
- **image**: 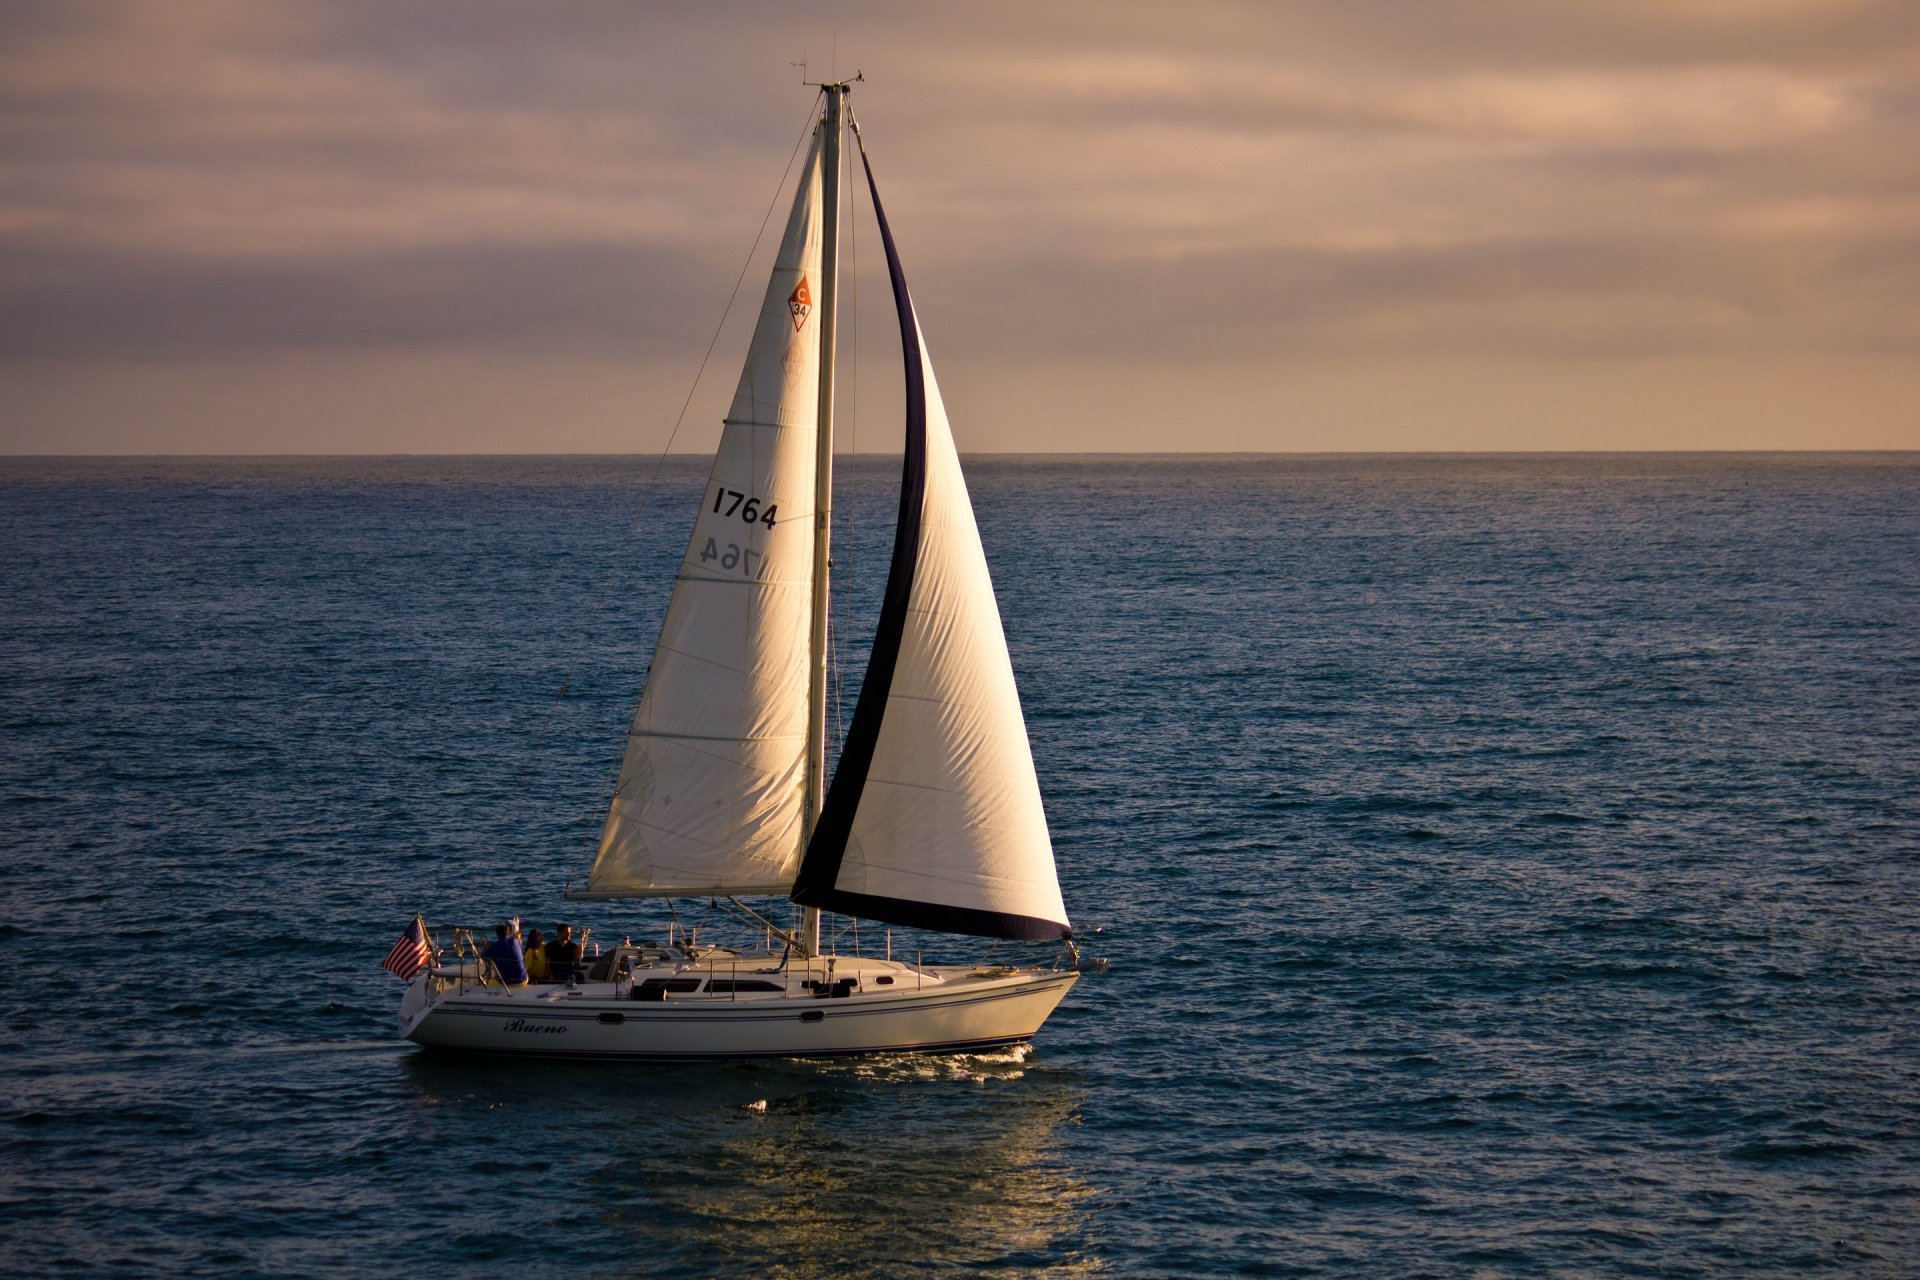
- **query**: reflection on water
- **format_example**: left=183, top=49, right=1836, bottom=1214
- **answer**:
left=400, top=1047, right=1100, bottom=1276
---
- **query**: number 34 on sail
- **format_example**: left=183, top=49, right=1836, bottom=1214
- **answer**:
left=395, top=81, right=1102, bottom=1061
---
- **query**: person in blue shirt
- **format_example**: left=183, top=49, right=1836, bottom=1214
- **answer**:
left=479, top=921, right=528, bottom=986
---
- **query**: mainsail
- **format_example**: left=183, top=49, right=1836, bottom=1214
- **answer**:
left=790, top=145, right=1071, bottom=942
left=584, top=131, right=827, bottom=896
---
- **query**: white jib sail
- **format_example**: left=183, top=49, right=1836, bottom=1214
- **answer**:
left=585, top=131, right=826, bottom=896
left=832, top=322, right=1070, bottom=930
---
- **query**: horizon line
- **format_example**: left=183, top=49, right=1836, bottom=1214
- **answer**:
left=5, top=448, right=1918, bottom=461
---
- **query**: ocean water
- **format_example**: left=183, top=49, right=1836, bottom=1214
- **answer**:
left=2, top=452, right=1917, bottom=1277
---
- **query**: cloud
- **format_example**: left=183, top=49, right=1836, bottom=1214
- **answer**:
left=0, top=233, right=728, bottom=361
left=1, top=0, right=1916, bottom=449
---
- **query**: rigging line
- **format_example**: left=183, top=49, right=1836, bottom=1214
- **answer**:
left=830, top=104, right=863, bottom=761
left=720, top=896, right=800, bottom=944
left=829, top=113, right=856, bottom=760
left=496, top=95, right=827, bottom=850
left=630, top=93, right=826, bottom=531
left=843, top=108, right=860, bottom=753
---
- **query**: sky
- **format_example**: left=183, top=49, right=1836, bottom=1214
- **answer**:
left=2, top=0, right=1917, bottom=454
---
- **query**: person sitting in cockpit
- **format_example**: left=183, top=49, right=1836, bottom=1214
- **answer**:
left=545, top=923, right=584, bottom=981
left=479, top=921, right=529, bottom=986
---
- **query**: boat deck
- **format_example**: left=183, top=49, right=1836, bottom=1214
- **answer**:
left=399, top=943, right=1079, bottom=1060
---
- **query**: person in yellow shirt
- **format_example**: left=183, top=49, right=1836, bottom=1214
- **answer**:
left=523, top=928, right=551, bottom=982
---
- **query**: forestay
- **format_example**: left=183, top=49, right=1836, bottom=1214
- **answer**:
left=585, top=131, right=826, bottom=897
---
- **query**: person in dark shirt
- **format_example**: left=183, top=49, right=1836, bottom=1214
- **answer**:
left=479, top=922, right=529, bottom=986
left=546, top=923, right=584, bottom=981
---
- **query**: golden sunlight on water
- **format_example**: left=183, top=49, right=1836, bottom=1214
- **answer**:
left=590, top=1053, right=1096, bottom=1276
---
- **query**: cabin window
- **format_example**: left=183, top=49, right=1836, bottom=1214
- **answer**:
left=874, top=976, right=894, bottom=985
left=632, top=977, right=706, bottom=1002
left=707, top=980, right=784, bottom=994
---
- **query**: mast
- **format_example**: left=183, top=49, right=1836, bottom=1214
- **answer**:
left=800, top=80, right=852, bottom=957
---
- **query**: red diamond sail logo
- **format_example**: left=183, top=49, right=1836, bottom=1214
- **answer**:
left=788, top=276, right=812, bottom=331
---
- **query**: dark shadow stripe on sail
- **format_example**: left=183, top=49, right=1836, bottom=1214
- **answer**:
left=790, top=141, right=926, bottom=911
left=799, top=889, right=1068, bottom=943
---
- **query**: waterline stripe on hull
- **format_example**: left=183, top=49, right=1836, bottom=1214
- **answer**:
left=420, top=976, right=1077, bottom=1026
left=404, top=974, right=1075, bottom=1060
left=411, top=1033, right=1035, bottom=1063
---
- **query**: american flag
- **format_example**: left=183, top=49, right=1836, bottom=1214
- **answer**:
left=382, top=916, right=432, bottom=980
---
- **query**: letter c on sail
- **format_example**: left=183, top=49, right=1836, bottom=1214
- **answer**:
left=789, top=276, right=813, bottom=330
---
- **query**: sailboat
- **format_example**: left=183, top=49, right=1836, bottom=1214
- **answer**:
left=396, top=81, right=1095, bottom=1060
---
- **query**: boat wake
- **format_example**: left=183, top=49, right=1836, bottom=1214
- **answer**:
left=846, top=1040, right=1036, bottom=1084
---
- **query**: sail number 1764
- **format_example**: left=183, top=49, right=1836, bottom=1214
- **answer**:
left=712, top=487, right=777, bottom=528
left=703, top=487, right=775, bottom=579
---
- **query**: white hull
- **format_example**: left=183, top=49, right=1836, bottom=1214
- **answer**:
left=400, top=950, right=1077, bottom=1061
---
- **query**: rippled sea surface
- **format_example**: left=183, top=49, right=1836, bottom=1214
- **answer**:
left=3, top=453, right=1917, bottom=1277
